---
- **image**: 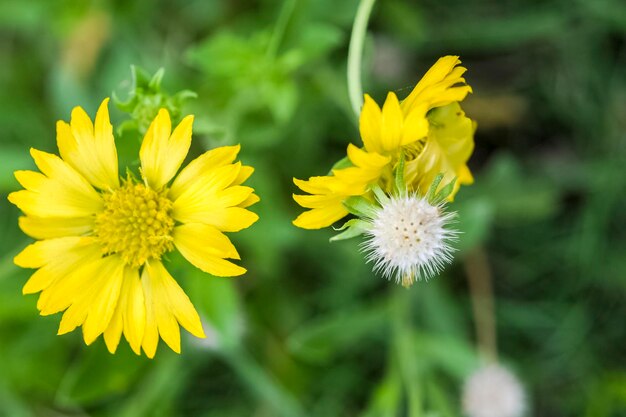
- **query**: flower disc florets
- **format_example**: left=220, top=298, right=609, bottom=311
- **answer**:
left=94, top=180, right=174, bottom=267
left=362, top=194, right=457, bottom=286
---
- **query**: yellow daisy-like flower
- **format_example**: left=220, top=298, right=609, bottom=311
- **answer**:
left=293, top=55, right=475, bottom=229
left=8, top=99, right=259, bottom=358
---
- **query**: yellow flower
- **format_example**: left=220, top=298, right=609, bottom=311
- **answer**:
left=293, top=55, right=475, bottom=229
left=293, top=144, right=390, bottom=229
left=8, top=99, right=259, bottom=357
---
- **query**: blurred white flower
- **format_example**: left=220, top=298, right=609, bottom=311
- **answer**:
left=462, top=364, right=526, bottom=417
left=362, top=194, right=457, bottom=286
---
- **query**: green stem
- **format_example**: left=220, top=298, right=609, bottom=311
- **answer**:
left=347, top=0, right=376, bottom=118
left=266, top=0, right=297, bottom=60
left=391, top=287, right=423, bottom=417
left=222, top=347, right=307, bottom=417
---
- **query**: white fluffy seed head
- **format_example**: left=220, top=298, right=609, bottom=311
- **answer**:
left=362, top=194, right=457, bottom=286
left=462, top=364, right=526, bottom=417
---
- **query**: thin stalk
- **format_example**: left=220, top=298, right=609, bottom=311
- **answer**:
left=392, top=287, right=423, bottom=417
left=464, top=246, right=498, bottom=363
left=266, top=0, right=297, bottom=60
left=347, top=0, right=376, bottom=118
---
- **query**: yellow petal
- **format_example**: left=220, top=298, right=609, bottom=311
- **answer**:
left=103, top=266, right=146, bottom=354
left=292, top=204, right=348, bottom=230
left=122, top=267, right=146, bottom=355
left=140, top=110, right=193, bottom=190
left=400, top=108, right=429, bottom=146
left=22, top=239, right=100, bottom=295
left=14, top=170, right=46, bottom=191
left=141, top=267, right=159, bottom=358
left=143, top=261, right=205, bottom=353
left=37, top=251, right=103, bottom=316
left=169, top=145, right=241, bottom=200
left=152, top=262, right=205, bottom=339
left=14, top=236, right=95, bottom=268
left=56, top=255, right=124, bottom=343
left=234, top=165, right=254, bottom=185
left=174, top=225, right=245, bottom=276
left=19, top=216, right=93, bottom=239
left=346, top=144, right=390, bottom=169
left=172, top=175, right=254, bottom=224
left=238, top=193, right=260, bottom=208
left=293, top=193, right=344, bottom=209
left=359, top=94, right=383, bottom=153
left=380, top=92, right=403, bottom=152
left=8, top=150, right=103, bottom=218
left=57, top=99, right=120, bottom=190
left=103, top=296, right=124, bottom=353
left=170, top=163, right=242, bottom=212
left=194, top=207, right=259, bottom=232
left=174, top=222, right=240, bottom=262
left=401, top=56, right=472, bottom=115
left=293, top=177, right=332, bottom=195
left=457, top=164, right=474, bottom=185
left=409, top=102, right=475, bottom=199
left=174, top=162, right=241, bottom=198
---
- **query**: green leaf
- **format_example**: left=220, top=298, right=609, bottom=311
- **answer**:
left=434, top=177, right=457, bottom=203
left=371, top=184, right=391, bottom=205
left=343, top=195, right=377, bottom=218
left=330, top=218, right=371, bottom=242
left=426, top=173, right=445, bottom=202
left=394, top=151, right=407, bottom=195
left=330, top=155, right=352, bottom=171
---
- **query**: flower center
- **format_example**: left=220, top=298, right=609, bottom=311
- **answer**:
left=94, top=181, right=174, bottom=267
left=363, top=195, right=456, bottom=285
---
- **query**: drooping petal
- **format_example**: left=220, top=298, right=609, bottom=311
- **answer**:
left=140, top=109, right=193, bottom=190
left=405, top=102, right=475, bottom=199
left=57, top=99, right=120, bottom=190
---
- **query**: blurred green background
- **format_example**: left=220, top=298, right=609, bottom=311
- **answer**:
left=1, top=0, right=625, bottom=416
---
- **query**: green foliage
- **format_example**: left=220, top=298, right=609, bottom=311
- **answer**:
left=113, top=66, right=197, bottom=135
left=0, top=0, right=625, bottom=416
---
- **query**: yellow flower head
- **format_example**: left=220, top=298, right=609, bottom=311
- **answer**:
left=293, top=55, right=475, bottom=229
left=8, top=99, right=259, bottom=358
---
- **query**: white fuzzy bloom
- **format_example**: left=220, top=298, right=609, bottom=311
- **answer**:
left=462, top=364, right=526, bottom=417
left=362, top=194, right=457, bottom=285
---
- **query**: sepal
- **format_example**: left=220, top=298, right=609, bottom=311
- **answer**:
left=330, top=218, right=371, bottom=242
